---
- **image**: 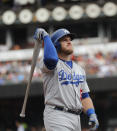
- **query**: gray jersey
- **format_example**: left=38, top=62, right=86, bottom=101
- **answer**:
left=39, top=58, right=90, bottom=110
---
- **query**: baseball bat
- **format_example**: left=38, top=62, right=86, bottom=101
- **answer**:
left=20, top=39, right=42, bottom=118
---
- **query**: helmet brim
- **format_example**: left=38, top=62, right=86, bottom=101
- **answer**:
left=58, top=33, right=76, bottom=41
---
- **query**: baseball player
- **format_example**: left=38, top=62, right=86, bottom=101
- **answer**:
left=33, top=28, right=99, bottom=131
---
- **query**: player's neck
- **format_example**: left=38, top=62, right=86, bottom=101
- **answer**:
left=58, top=53, right=71, bottom=61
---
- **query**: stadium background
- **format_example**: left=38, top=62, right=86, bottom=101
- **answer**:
left=0, top=0, right=117, bottom=130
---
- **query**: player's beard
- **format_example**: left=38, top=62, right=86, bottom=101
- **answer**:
left=59, top=46, right=73, bottom=55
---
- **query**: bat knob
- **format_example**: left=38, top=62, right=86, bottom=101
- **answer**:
left=20, top=113, right=25, bottom=118
left=88, top=121, right=95, bottom=128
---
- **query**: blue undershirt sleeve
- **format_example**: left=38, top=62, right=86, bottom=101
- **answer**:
left=43, top=36, right=58, bottom=70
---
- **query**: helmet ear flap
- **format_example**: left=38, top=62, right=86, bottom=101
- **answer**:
left=55, top=41, right=61, bottom=52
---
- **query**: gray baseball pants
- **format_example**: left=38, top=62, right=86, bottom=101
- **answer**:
left=44, top=105, right=81, bottom=131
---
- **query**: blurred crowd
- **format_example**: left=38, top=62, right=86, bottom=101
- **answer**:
left=0, top=59, right=42, bottom=85
left=0, top=50, right=117, bottom=85
left=72, top=51, right=117, bottom=78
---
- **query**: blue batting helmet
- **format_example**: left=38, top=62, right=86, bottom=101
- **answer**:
left=51, top=29, right=75, bottom=51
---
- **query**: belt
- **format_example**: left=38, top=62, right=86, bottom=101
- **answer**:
left=54, top=106, right=82, bottom=115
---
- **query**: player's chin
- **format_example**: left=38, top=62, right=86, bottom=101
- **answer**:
left=65, top=49, right=73, bottom=55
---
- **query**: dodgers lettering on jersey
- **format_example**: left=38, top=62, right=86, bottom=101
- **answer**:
left=39, top=59, right=90, bottom=110
left=58, top=70, right=85, bottom=87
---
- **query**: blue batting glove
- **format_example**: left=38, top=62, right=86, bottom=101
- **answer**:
left=86, top=109, right=99, bottom=130
left=89, top=114, right=99, bottom=130
left=33, top=28, right=48, bottom=40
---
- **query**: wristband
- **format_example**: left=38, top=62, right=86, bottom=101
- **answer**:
left=82, top=92, right=89, bottom=99
left=86, top=108, right=95, bottom=117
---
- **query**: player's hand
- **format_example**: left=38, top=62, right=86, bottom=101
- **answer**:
left=88, top=114, right=99, bottom=130
left=33, top=28, right=48, bottom=40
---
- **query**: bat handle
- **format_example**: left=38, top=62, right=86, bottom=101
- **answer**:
left=88, top=121, right=95, bottom=129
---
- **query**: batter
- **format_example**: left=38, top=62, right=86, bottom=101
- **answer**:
left=33, top=28, right=99, bottom=131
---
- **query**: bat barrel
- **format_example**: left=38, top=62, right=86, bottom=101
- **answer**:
left=20, top=113, right=25, bottom=118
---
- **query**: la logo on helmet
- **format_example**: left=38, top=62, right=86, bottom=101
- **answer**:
left=63, top=29, right=69, bottom=34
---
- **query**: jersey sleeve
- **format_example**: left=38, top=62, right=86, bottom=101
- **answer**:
left=81, top=68, right=90, bottom=93
left=38, top=57, right=56, bottom=73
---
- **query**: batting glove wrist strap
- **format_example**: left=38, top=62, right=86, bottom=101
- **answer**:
left=86, top=108, right=95, bottom=117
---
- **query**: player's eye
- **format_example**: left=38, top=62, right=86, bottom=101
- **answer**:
left=63, top=38, right=67, bottom=41
left=64, top=38, right=71, bottom=42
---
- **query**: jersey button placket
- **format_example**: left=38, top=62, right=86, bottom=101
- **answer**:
left=71, top=69, right=77, bottom=109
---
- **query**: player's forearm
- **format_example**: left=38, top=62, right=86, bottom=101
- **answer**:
left=81, top=97, right=99, bottom=129
left=81, top=97, right=95, bottom=114
left=43, top=36, right=58, bottom=69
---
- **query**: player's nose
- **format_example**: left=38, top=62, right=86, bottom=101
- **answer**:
left=67, top=40, right=72, bottom=45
